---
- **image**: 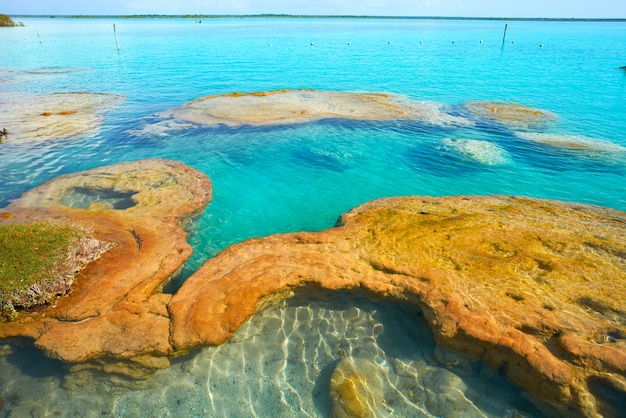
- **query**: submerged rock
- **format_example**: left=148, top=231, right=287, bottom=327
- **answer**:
left=0, top=92, right=125, bottom=142
left=131, top=89, right=472, bottom=135
left=516, top=132, right=626, bottom=153
left=330, top=357, right=388, bottom=418
left=463, top=101, right=557, bottom=130
left=441, top=138, right=512, bottom=166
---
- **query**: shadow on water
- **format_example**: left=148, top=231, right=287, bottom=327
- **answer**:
left=587, top=376, right=626, bottom=418
left=372, top=300, right=435, bottom=360
left=311, top=359, right=340, bottom=417
left=3, top=337, right=67, bottom=379
left=59, top=187, right=137, bottom=210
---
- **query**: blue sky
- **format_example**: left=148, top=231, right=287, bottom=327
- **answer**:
left=4, top=0, right=625, bottom=18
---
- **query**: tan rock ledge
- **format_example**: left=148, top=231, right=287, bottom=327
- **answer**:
left=2, top=168, right=625, bottom=417
left=130, top=90, right=473, bottom=136
left=170, top=195, right=625, bottom=418
left=0, top=159, right=212, bottom=377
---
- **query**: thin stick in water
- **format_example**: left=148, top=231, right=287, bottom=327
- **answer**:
left=113, top=24, right=120, bottom=51
left=502, top=24, right=508, bottom=44
left=36, top=29, right=42, bottom=44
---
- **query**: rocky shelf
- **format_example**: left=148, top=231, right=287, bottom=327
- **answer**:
left=1, top=159, right=624, bottom=417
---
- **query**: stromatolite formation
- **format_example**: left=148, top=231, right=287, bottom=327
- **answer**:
left=515, top=132, right=626, bottom=157
left=0, top=159, right=211, bottom=376
left=1, top=159, right=624, bottom=417
left=0, top=92, right=125, bottom=142
left=463, top=101, right=558, bottom=130
left=170, top=195, right=625, bottom=418
left=130, top=89, right=473, bottom=136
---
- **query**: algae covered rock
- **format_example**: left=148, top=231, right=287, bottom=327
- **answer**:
left=171, top=194, right=625, bottom=417
left=0, top=159, right=212, bottom=378
left=2, top=168, right=625, bottom=417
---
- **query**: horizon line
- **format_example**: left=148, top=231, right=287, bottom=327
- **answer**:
left=8, top=14, right=626, bottom=22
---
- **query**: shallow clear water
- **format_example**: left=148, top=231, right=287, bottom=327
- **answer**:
left=1, top=17, right=625, bottom=417
left=0, top=292, right=540, bottom=417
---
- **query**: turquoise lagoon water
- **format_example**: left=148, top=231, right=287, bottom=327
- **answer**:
left=1, top=17, right=625, bottom=417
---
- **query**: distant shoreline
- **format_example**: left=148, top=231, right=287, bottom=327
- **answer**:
left=8, top=14, right=626, bottom=22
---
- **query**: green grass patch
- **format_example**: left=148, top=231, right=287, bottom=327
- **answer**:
left=0, top=222, right=83, bottom=318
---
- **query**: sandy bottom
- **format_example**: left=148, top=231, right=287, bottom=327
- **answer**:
left=0, top=291, right=540, bottom=418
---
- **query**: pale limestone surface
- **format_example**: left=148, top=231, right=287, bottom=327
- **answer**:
left=131, top=90, right=473, bottom=135
left=0, top=92, right=125, bottom=142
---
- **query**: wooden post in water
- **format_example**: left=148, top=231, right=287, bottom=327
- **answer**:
left=502, top=24, right=508, bottom=44
left=113, top=24, right=120, bottom=51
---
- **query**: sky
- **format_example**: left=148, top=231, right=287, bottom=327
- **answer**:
left=3, top=0, right=625, bottom=19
